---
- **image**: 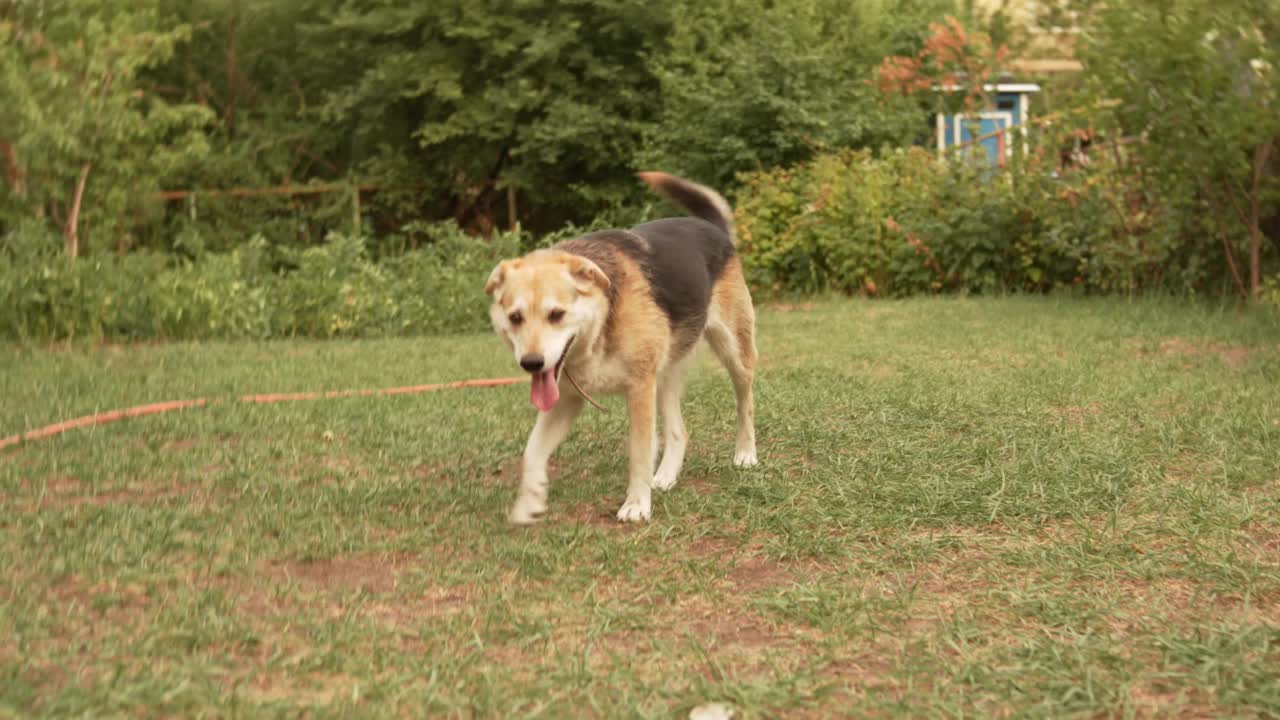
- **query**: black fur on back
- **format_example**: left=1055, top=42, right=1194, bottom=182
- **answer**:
left=558, top=218, right=735, bottom=344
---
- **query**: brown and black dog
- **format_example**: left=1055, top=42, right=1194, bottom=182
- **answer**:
left=485, top=172, right=758, bottom=523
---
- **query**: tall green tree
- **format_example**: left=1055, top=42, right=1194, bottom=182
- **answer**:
left=0, top=0, right=212, bottom=256
left=640, top=0, right=952, bottom=191
left=311, top=0, right=673, bottom=233
left=1077, top=0, right=1279, bottom=297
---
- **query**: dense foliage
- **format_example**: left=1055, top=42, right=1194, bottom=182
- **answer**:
left=735, top=0, right=1278, bottom=299
left=1075, top=0, right=1279, bottom=298
left=1, top=1, right=1277, bottom=340
left=0, top=225, right=517, bottom=340
left=0, top=0, right=948, bottom=253
left=735, top=144, right=1214, bottom=297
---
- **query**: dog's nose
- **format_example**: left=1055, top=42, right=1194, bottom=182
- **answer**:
left=519, top=354, right=545, bottom=373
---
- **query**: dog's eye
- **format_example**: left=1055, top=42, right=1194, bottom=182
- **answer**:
left=508, top=312, right=523, bottom=326
left=548, top=309, right=565, bottom=323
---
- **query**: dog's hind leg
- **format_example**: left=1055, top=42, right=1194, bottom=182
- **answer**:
left=653, top=355, right=695, bottom=491
left=706, top=309, right=758, bottom=468
left=510, top=394, right=584, bottom=524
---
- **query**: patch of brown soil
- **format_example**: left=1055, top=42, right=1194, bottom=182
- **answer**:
left=265, top=552, right=413, bottom=594
left=13, top=573, right=157, bottom=692
left=1132, top=336, right=1271, bottom=369
left=802, top=653, right=903, bottom=713
left=412, top=462, right=444, bottom=480
left=577, top=504, right=632, bottom=528
left=488, top=458, right=573, bottom=488
left=1044, top=402, right=1104, bottom=428
left=725, top=556, right=796, bottom=593
left=360, top=586, right=473, bottom=633
left=898, top=520, right=1280, bottom=631
left=18, top=476, right=196, bottom=510
left=1161, top=451, right=1222, bottom=485
left=684, top=536, right=814, bottom=593
left=684, top=613, right=779, bottom=650
left=1243, top=521, right=1280, bottom=553
left=237, top=671, right=351, bottom=707
left=1125, top=684, right=1218, bottom=719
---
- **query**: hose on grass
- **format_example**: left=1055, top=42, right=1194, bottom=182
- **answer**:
left=0, top=377, right=527, bottom=450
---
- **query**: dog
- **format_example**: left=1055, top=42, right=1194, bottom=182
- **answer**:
left=485, top=172, right=758, bottom=524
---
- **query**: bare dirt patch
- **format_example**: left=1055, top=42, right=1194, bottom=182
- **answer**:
left=566, top=502, right=630, bottom=527
left=13, top=573, right=158, bottom=693
left=1045, top=402, right=1104, bottom=428
left=685, top=536, right=814, bottom=593
left=726, top=556, right=797, bottom=593
left=686, top=613, right=779, bottom=650
left=236, top=671, right=352, bottom=707
left=488, top=458, right=574, bottom=489
left=895, top=521, right=1280, bottom=632
left=16, top=476, right=198, bottom=510
left=1161, top=451, right=1223, bottom=485
left=1132, top=336, right=1272, bottom=369
left=1125, top=684, right=1219, bottom=719
left=265, top=552, right=414, bottom=594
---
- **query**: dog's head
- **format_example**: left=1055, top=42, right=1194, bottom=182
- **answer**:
left=485, top=250, right=610, bottom=412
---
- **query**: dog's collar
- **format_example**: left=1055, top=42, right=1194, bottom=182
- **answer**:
left=564, top=369, right=607, bottom=413
left=559, top=335, right=607, bottom=412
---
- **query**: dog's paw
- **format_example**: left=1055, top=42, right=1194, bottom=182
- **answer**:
left=509, top=495, right=547, bottom=525
left=733, top=450, right=758, bottom=468
left=615, top=498, right=651, bottom=523
left=652, top=468, right=678, bottom=491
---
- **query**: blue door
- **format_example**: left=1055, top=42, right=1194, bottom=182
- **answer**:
left=945, top=111, right=1013, bottom=165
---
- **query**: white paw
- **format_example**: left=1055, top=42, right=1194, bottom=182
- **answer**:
left=733, top=450, right=758, bottom=468
left=615, top=498, right=651, bottom=522
left=509, top=494, right=546, bottom=525
left=652, top=468, right=678, bottom=491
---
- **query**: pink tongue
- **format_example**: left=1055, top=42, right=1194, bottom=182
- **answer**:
left=530, top=369, right=560, bottom=412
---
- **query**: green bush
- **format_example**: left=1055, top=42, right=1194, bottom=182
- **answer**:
left=735, top=145, right=1210, bottom=297
left=0, top=224, right=518, bottom=342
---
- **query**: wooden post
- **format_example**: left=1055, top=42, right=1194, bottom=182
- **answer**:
left=0, top=139, right=23, bottom=195
left=506, top=185, right=517, bottom=232
left=65, top=162, right=91, bottom=258
left=351, top=184, right=361, bottom=235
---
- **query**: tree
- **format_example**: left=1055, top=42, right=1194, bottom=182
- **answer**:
left=0, top=0, right=212, bottom=256
left=641, top=0, right=952, bottom=191
left=1076, top=0, right=1279, bottom=298
left=309, top=0, right=673, bottom=233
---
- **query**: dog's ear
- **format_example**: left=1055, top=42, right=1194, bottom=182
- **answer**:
left=484, top=261, right=508, bottom=296
left=566, top=256, right=610, bottom=293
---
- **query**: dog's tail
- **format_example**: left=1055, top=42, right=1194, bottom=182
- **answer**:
left=637, top=171, right=737, bottom=245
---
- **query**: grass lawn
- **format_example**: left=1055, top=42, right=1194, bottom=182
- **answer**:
left=2, top=296, right=1279, bottom=718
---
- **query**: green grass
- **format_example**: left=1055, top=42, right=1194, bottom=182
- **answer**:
left=2, top=296, right=1279, bottom=718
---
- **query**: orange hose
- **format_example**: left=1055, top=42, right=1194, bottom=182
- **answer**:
left=0, top=376, right=527, bottom=450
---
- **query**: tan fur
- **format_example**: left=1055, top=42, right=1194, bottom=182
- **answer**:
left=488, top=177, right=758, bottom=524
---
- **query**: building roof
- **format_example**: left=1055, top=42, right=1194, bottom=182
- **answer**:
left=935, top=83, right=1042, bottom=93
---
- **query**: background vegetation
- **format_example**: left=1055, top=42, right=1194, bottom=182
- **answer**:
left=1, top=0, right=1278, bottom=340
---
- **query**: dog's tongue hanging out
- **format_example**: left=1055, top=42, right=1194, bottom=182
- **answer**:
left=530, top=369, right=560, bottom=412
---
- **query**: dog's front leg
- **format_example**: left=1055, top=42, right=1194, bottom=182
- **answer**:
left=616, top=377, right=656, bottom=522
left=510, top=394, right=583, bottom=524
